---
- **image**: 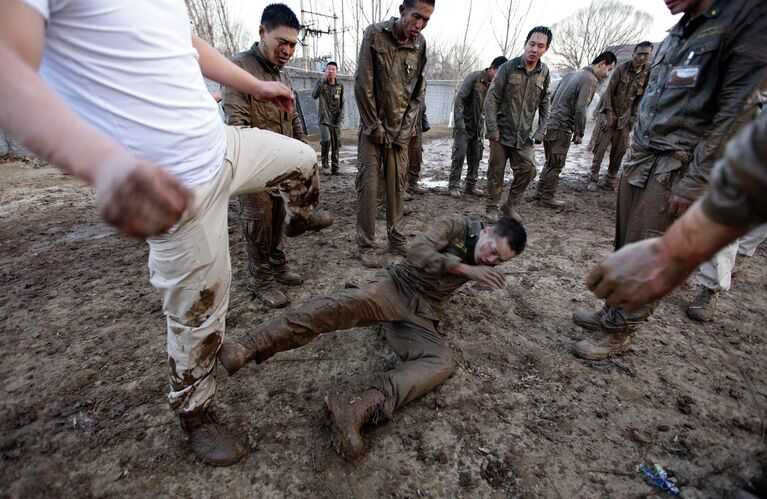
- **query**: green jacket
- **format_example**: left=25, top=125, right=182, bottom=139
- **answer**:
left=453, top=69, right=491, bottom=139
left=312, top=77, right=344, bottom=126
left=484, top=56, right=550, bottom=148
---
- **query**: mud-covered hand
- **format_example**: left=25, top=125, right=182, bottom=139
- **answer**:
left=251, top=80, right=295, bottom=114
left=457, top=264, right=506, bottom=290
left=601, top=111, right=614, bottom=132
left=94, top=157, right=192, bottom=238
left=587, top=238, right=694, bottom=312
left=572, top=134, right=583, bottom=145
left=668, top=194, right=693, bottom=218
left=373, top=126, right=386, bottom=145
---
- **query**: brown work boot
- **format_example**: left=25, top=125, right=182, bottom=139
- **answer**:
left=359, top=249, right=382, bottom=269
left=407, top=183, right=427, bottom=195
left=388, top=242, right=408, bottom=257
left=273, top=268, right=303, bottom=286
left=179, top=409, right=247, bottom=466
left=540, top=197, right=566, bottom=208
left=686, top=287, right=719, bottom=322
left=600, top=175, right=616, bottom=190
left=464, top=185, right=484, bottom=197
left=485, top=207, right=500, bottom=222
left=255, top=286, right=289, bottom=309
left=449, top=188, right=461, bottom=199
left=324, top=389, right=386, bottom=460
left=572, top=306, right=607, bottom=331
left=573, top=328, right=635, bottom=360
left=501, top=203, right=523, bottom=222
left=284, top=209, right=334, bottom=237
left=218, top=323, right=283, bottom=375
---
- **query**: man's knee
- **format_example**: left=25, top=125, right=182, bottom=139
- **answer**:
left=429, top=350, right=455, bottom=381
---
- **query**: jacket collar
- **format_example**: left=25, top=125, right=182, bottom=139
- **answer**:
left=513, top=56, right=543, bottom=74
left=250, top=42, right=281, bottom=75
left=381, top=17, right=421, bottom=50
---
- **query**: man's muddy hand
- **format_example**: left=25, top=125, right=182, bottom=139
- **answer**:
left=464, top=265, right=506, bottom=290
left=95, top=157, right=192, bottom=238
left=586, top=238, right=691, bottom=311
left=252, top=80, right=295, bottom=114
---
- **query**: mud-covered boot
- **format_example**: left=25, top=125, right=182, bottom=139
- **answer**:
left=218, top=325, right=284, bottom=375
left=179, top=409, right=247, bottom=466
left=321, top=143, right=330, bottom=171
left=573, top=328, right=635, bottom=360
left=600, top=175, right=616, bottom=190
left=572, top=306, right=608, bottom=331
left=407, top=183, right=427, bottom=195
left=284, top=209, right=334, bottom=237
left=686, top=287, right=719, bottom=322
left=324, top=389, right=386, bottom=460
left=464, top=185, right=484, bottom=197
left=501, top=202, right=523, bottom=222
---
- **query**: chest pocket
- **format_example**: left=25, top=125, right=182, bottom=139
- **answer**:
left=404, top=51, right=420, bottom=83
left=507, top=73, right=523, bottom=86
left=251, top=99, right=284, bottom=132
left=372, top=38, right=394, bottom=77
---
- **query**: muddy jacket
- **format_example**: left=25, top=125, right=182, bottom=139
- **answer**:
left=355, top=18, right=427, bottom=147
left=386, top=214, right=483, bottom=319
left=598, top=59, right=649, bottom=129
left=547, top=66, right=598, bottom=139
left=484, top=56, right=550, bottom=148
left=223, top=43, right=305, bottom=141
left=312, top=77, right=344, bottom=126
left=625, top=0, right=767, bottom=201
left=454, top=69, right=491, bottom=139
left=703, top=107, right=767, bottom=228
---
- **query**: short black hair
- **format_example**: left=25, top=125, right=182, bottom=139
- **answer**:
left=635, top=41, right=654, bottom=52
left=403, top=0, right=435, bottom=8
left=261, top=3, right=301, bottom=32
left=592, top=51, right=617, bottom=66
left=526, top=26, right=553, bottom=48
left=491, top=217, right=527, bottom=255
left=490, top=56, right=508, bottom=70
left=326, top=61, right=338, bottom=69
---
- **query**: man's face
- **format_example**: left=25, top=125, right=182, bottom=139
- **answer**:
left=325, top=64, right=338, bottom=81
left=473, top=228, right=517, bottom=266
left=523, top=32, right=549, bottom=66
left=594, top=61, right=614, bottom=81
left=487, top=66, right=498, bottom=82
left=633, top=47, right=653, bottom=68
left=259, top=25, right=299, bottom=69
left=664, top=0, right=706, bottom=15
left=398, top=1, right=434, bottom=40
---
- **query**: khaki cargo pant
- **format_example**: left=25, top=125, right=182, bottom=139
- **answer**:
left=695, top=223, right=767, bottom=292
left=485, top=141, right=536, bottom=212
left=147, top=125, right=318, bottom=415
left=538, top=130, right=572, bottom=200
left=248, top=276, right=455, bottom=417
left=356, top=133, right=409, bottom=249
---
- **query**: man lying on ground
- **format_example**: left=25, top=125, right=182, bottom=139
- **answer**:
left=218, top=214, right=527, bottom=459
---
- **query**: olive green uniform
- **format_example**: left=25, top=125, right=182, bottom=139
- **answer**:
left=449, top=70, right=491, bottom=191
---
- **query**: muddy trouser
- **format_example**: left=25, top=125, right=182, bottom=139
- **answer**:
left=485, top=141, right=536, bottom=213
left=407, top=130, right=423, bottom=187
left=448, top=129, right=483, bottom=190
left=147, top=125, right=319, bottom=416
left=591, top=125, right=631, bottom=181
left=248, top=276, right=454, bottom=416
left=695, top=223, right=767, bottom=292
left=238, top=192, right=286, bottom=287
left=320, top=124, right=340, bottom=172
left=538, top=130, right=572, bottom=199
left=356, top=132, right=409, bottom=249
left=600, top=164, right=680, bottom=331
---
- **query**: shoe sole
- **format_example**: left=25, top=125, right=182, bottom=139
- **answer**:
left=324, top=397, right=357, bottom=461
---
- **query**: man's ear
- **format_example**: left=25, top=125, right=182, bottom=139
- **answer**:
left=258, top=25, right=266, bottom=40
left=399, top=4, right=405, bottom=16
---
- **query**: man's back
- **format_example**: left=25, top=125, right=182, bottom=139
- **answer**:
left=22, top=0, right=225, bottom=186
left=548, top=67, right=598, bottom=134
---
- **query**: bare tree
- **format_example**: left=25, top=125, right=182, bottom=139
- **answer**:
left=425, top=37, right=480, bottom=81
left=491, top=0, right=533, bottom=58
left=552, top=0, right=652, bottom=69
left=186, top=0, right=250, bottom=57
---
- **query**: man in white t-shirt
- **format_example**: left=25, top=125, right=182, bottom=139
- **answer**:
left=0, top=0, right=323, bottom=466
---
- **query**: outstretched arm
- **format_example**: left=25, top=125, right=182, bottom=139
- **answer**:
left=0, top=0, right=190, bottom=237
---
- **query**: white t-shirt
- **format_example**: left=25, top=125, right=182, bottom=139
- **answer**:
left=22, top=0, right=226, bottom=187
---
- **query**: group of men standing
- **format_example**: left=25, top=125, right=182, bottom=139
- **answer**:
left=3, top=0, right=767, bottom=472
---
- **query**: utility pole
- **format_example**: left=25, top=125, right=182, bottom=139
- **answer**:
left=301, top=7, right=340, bottom=70
left=300, top=0, right=309, bottom=69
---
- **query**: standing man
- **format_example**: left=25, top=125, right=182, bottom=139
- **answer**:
left=536, top=51, right=616, bottom=207
left=484, top=27, right=552, bottom=222
left=1, top=0, right=323, bottom=466
left=218, top=214, right=526, bottom=460
left=448, top=56, right=508, bottom=199
left=572, top=0, right=767, bottom=360
left=313, top=60, right=344, bottom=175
left=589, top=42, right=653, bottom=190
left=355, top=0, right=433, bottom=268
left=224, top=4, right=333, bottom=309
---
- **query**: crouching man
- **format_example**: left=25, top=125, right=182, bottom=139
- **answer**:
left=218, top=214, right=527, bottom=459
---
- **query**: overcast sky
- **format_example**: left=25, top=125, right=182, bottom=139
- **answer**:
left=227, top=0, right=681, bottom=69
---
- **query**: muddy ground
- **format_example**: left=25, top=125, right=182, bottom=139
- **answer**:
left=1, top=125, right=766, bottom=498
